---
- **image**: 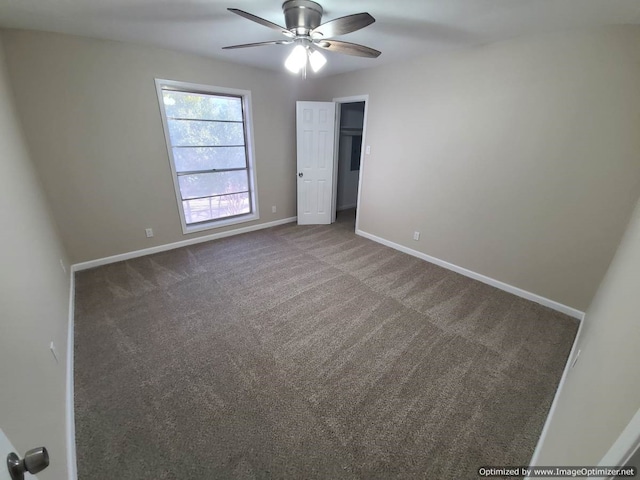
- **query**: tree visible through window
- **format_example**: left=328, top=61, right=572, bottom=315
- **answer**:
left=156, top=80, right=257, bottom=231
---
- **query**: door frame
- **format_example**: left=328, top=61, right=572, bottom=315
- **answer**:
left=331, top=95, right=369, bottom=231
left=597, top=407, right=640, bottom=471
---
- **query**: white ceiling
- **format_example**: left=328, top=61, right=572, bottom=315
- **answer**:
left=1, top=0, right=640, bottom=77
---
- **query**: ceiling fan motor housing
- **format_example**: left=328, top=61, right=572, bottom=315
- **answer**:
left=223, top=2, right=381, bottom=60
left=283, top=0, right=323, bottom=35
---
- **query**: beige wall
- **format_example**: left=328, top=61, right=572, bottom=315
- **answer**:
left=1, top=30, right=302, bottom=263
left=307, top=27, right=640, bottom=311
left=2, top=22, right=640, bottom=477
left=5, top=28, right=640, bottom=309
left=533, top=194, right=640, bottom=466
left=0, top=34, right=71, bottom=480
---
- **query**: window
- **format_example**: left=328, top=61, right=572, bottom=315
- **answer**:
left=155, top=79, right=258, bottom=233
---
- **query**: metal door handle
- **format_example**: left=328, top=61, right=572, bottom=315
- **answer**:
left=298, top=172, right=303, bottom=177
left=7, top=447, right=49, bottom=480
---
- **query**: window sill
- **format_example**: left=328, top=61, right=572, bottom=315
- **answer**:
left=182, top=212, right=259, bottom=235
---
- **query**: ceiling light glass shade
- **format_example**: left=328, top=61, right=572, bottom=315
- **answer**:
left=308, top=49, right=327, bottom=72
left=285, top=45, right=307, bottom=73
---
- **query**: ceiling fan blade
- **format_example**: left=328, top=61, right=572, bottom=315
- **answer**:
left=311, top=13, right=375, bottom=39
left=223, top=40, right=293, bottom=50
left=227, top=8, right=295, bottom=38
left=316, top=40, right=381, bottom=58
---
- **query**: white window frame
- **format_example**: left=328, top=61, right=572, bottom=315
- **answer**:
left=155, top=78, right=260, bottom=234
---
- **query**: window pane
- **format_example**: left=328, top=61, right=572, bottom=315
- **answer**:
left=167, top=119, right=245, bottom=147
left=162, top=91, right=243, bottom=122
left=178, top=171, right=249, bottom=200
left=183, top=193, right=250, bottom=224
left=173, top=146, right=246, bottom=172
left=157, top=82, right=256, bottom=228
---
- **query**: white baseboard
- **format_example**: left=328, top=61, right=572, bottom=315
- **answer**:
left=72, top=217, right=297, bottom=272
left=526, top=314, right=585, bottom=473
left=355, top=229, right=584, bottom=320
left=66, top=269, right=77, bottom=480
left=337, top=203, right=357, bottom=211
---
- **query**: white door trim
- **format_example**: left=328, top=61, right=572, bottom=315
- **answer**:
left=66, top=269, right=78, bottom=480
left=598, top=407, right=640, bottom=469
left=332, top=95, right=369, bottom=230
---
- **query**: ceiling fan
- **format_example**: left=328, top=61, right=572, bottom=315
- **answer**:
left=223, top=0, right=381, bottom=75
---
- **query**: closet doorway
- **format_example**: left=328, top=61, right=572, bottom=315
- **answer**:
left=331, top=96, right=368, bottom=231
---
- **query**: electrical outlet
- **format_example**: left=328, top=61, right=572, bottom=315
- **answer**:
left=59, top=259, right=67, bottom=274
left=413, top=231, right=420, bottom=241
left=50, top=342, right=59, bottom=364
left=272, top=205, right=277, bottom=213
left=145, top=228, right=154, bottom=238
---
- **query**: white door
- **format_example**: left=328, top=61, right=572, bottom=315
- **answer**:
left=0, top=429, right=41, bottom=480
left=296, top=101, right=336, bottom=225
left=0, top=429, right=14, bottom=480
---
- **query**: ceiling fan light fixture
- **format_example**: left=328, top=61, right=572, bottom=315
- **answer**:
left=225, top=1, right=380, bottom=76
left=285, top=44, right=307, bottom=73
left=308, top=49, right=326, bottom=72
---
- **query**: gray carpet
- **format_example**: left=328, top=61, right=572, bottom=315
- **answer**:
left=74, top=209, right=578, bottom=479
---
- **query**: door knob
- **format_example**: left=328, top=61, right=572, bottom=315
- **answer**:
left=298, top=172, right=303, bottom=177
left=7, top=447, right=49, bottom=480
